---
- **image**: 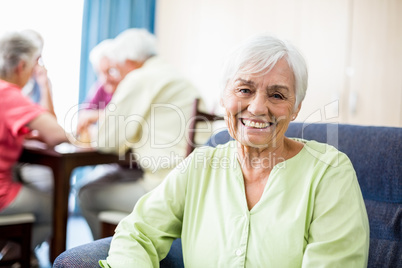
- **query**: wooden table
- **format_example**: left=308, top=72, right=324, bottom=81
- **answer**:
left=18, top=140, right=130, bottom=262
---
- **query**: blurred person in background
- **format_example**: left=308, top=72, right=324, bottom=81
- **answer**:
left=0, top=31, right=69, bottom=263
left=15, top=29, right=56, bottom=194
left=21, top=29, right=56, bottom=117
left=76, top=38, right=122, bottom=142
left=78, top=28, right=202, bottom=240
left=71, top=39, right=123, bottom=215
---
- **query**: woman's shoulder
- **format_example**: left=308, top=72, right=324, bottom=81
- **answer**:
left=292, top=138, right=352, bottom=168
left=0, top=82, right=36, bottom=106
left=0, top=80, right=19, bottom=94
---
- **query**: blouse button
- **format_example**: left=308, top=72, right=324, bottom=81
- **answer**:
left=235, top=249, right=242, bottom=256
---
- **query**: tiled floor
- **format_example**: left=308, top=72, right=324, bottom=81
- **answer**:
left=36, top=214, right=93, bottom=268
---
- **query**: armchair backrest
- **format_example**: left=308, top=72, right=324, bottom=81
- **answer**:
left=205, top=122, right=402, bottom=268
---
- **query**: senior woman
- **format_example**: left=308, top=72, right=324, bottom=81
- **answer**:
left=99, top=34, right=369, bottom=267
left=0, top=31, right=69, bottom=260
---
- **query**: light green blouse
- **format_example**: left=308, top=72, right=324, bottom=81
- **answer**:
left=100, top=140, right=369, bottom=268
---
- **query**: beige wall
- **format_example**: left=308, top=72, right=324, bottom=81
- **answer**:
left=155, top=0, right=402, bottom=127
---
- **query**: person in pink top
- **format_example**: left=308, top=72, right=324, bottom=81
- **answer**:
left=0, top=31, right=69, bottom=262
left=76, top=39, right=122, bottom=140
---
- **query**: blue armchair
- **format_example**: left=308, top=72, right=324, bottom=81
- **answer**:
left=54, top=123, right=401, bottom=268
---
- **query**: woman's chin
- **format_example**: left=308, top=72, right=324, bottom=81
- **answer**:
left=236, top=129, right=283, bottom=149
left=237, top=136, right=270, bottom=148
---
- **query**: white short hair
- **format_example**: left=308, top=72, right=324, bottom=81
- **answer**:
left=112, top=28, right=157, bottom=63
left=221, top=34, right=308, bottom=110
left=0, top=31, right=39, bottom=78
left=89, top=39, right=114, bottom=71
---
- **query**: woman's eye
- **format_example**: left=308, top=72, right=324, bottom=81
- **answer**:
left=239, top=88, right=251, bottom=94
left=272, top=93, right=284, bottom=99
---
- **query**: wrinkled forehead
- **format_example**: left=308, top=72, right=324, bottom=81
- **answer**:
left=226, top=58, right=295, bottom=89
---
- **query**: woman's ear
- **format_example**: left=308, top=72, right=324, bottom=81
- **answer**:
left=292, top=102, right=302, bottom=121
left=16, top=60, right=26, bottom=74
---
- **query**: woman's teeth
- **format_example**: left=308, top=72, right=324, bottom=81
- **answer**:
left=242, top=119, right=270, bottom=129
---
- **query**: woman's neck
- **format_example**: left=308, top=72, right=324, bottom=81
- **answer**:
left=236, top=138, right=304, bottom=210
left=237, top=138, right=287, bottom=170
left=0, top=76, right=21, bottom=87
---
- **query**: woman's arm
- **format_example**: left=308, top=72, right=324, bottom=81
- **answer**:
left=99, top=159, right=190, bottom=268
left=76, top=109, right=101, bottom=135
left=302, top=159, right=370, bottom=267
left=34, top=65, right=57, bottom=118
left=27, top=112, right=69, bottom=147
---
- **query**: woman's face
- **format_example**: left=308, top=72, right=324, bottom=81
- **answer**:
left=221, top=58, right=300, bottom=149
left=19, top=57, right=38, bottom=87
left=98, top=57, right=122, bottom=94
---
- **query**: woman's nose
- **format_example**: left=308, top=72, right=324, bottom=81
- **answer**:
left=247, top=94, right=268, bottom=116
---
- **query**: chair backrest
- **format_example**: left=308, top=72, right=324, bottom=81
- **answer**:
left=205, top=122, right=402, bottom=268
left=186, top=98, right=224, bottom=156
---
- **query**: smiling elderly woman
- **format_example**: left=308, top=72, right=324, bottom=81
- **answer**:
left=99, top=34, right=369, bottom=267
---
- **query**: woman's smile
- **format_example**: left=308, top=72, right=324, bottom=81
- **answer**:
left=240, top=118, right=274, bottom=129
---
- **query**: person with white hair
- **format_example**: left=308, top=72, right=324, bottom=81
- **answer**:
left=99, top=33, right=369, bottom=267
left=0, top=31, right=69, bottom=262
left=76, top=39, right=122, bottom=139
left=21, top=29, right=56, bottom=118
left=15, top=30, right=56, bottom=200
left=78, top=28, right=202, bottom=240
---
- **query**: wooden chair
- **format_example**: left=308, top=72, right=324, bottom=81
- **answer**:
left=98, top=98, right=224, bottom=238
left=185, top=98, right=224, bottom=156
left=0, top=213, right=35, bottom=268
